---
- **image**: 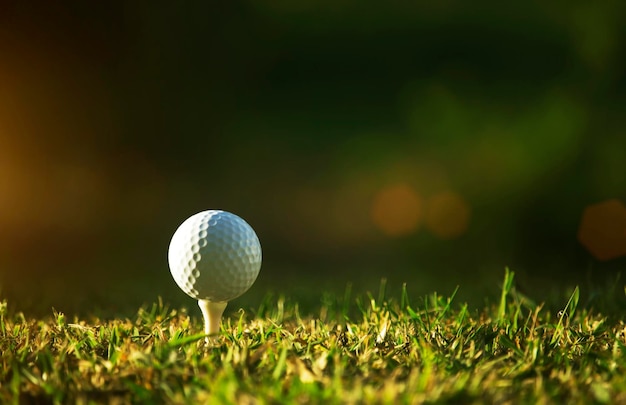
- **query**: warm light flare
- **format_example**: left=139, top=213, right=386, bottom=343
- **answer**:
left=424, top=191, right=471, bottom=240
left=578, top=199, right=626, bottom=261
left=370, top=183, right=422, bottom=237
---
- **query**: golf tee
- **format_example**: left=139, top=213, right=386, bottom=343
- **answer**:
left=198, top=300, right=228, bottom=336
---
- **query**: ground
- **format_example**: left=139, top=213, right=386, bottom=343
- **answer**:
left=2, top=270, right=626, bottom=404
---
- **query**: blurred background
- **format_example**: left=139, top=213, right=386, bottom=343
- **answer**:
left=1, top=1, right=625, bottom=316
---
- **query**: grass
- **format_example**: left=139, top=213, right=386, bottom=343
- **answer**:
left=2, top=269, right=626, bottom=404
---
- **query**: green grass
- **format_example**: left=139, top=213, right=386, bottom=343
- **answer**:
left=2, top=269, right=626, bottom=404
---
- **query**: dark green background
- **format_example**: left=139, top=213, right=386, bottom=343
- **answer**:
left=1, top=2, right=624, bottom=315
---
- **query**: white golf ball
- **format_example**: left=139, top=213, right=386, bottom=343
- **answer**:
left=168, top=210, right=262, bottom=302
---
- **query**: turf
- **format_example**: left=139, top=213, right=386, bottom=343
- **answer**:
left=2, top=269, right=626, bottom=404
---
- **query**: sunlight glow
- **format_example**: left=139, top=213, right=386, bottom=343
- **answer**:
left=424, top=191, right=471, bottom=240
left=370, top=183, right=422, bottom=237
left=578, top=199, right=626, bottom=261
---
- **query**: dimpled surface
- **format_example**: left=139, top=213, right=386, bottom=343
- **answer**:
left=168, top=210, right=262, bottom=302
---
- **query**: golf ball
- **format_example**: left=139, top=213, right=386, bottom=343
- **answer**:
left=168, top=210, right=262, bottom=302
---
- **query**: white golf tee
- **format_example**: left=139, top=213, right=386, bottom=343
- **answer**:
left=198, top=300, right=228, bottom=337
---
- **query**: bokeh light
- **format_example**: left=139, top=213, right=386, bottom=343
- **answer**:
left=370, top=183, right=422, bottom=237
left=578, top=199, right=626, bottom=261
left=424, top=191, right=471, bottom=240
